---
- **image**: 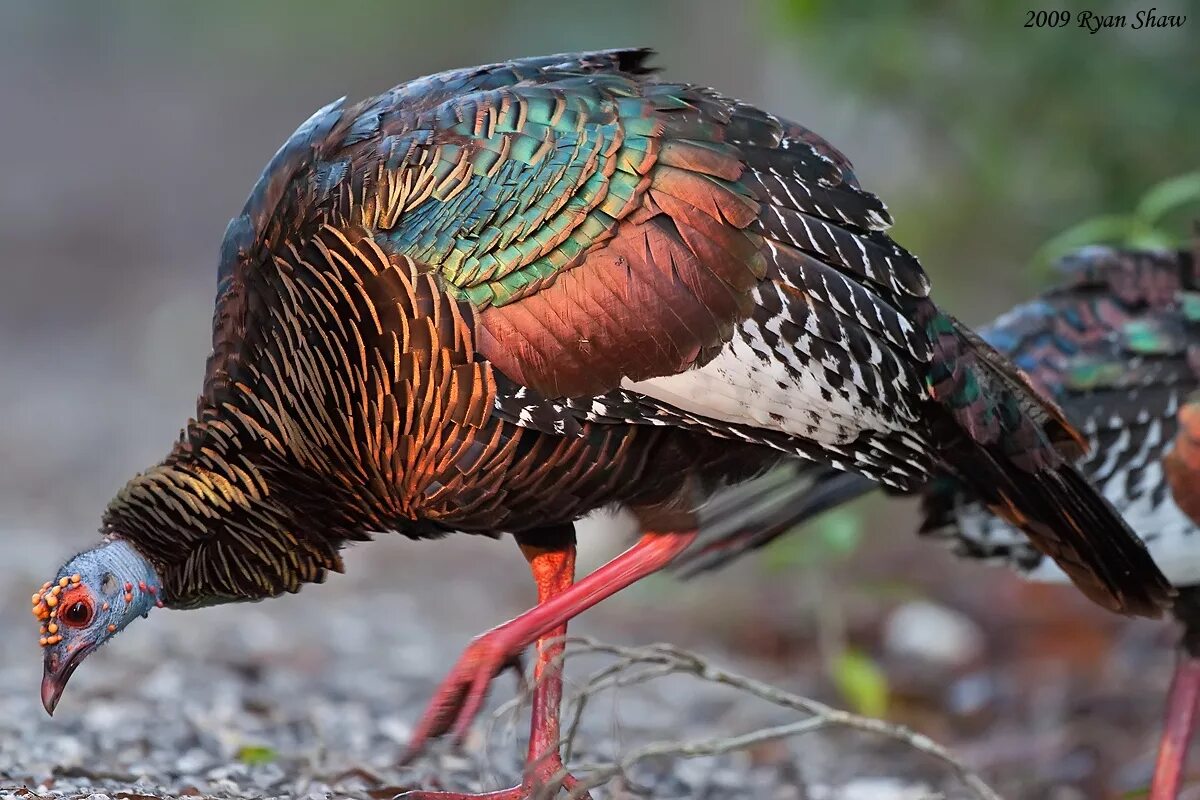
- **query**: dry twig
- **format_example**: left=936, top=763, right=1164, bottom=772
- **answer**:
left=491, top=636, right=1002, bottom=800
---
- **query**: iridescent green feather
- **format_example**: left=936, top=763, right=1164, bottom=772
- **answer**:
left=379, top=77, right=756, bottom=308
left=1063, top=358, right=1127, bottom=391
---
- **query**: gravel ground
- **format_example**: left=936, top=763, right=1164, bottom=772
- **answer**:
left=0, top=531, right=990, bottom=800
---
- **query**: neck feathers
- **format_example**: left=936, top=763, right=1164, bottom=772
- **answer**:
left=103, top=439, right=351, bottom=608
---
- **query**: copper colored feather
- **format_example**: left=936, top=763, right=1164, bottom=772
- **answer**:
left=95, top=50, right=1167, bottom=619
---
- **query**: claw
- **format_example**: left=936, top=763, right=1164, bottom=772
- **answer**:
left=401, top=629, right=522, bottom=765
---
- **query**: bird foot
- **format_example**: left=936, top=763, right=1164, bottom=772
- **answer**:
left=401, top=626, right=524, bottom=763
left=396, top=753, right=590, bottom=799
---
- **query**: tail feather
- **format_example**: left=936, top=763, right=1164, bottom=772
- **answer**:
left=925, top=308, right=1173, bottom=617
left=673, top=465, right=874, bottom=578
left=948, top=436, right=1171, bottom=616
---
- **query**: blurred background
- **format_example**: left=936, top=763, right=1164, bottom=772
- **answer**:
left=1, top=1, right=1198, bottom=798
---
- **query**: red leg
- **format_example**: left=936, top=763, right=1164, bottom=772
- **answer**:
left=400, top=541, right=585, bottom=798
left=1150, top=655, right=1200, bottom=800
left=520, top=541, right=577, bottom=789
left=399, top=530, right=696, bottom=798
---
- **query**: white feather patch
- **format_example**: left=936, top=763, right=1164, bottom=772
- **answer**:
left=622, top=332, right=902, bottom=446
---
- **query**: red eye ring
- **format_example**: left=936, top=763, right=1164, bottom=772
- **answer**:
left=60, top=597, right=93, bottom=628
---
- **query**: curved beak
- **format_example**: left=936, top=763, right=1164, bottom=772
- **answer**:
left=41, top=645, right=86, bottom=716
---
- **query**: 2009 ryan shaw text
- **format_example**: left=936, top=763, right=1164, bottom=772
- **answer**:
left=1024, top=8, right=1187, bottom=32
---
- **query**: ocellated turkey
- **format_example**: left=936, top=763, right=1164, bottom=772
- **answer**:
left=30, top=51, right=1171, bottom=799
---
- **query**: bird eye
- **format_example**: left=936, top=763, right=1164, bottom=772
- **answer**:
left=62, top=600, right=92, bottom=628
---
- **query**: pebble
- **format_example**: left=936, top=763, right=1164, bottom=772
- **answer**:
left=249, top=764, right=286, bottom=790
left=377, top=715, right=412, bottom=744
left=0, top=541, right=985, bottom=800
left=821, top=778, right=935, bottom=800
left=883, top=600, right=986, bottom=668
left=175, top=747, right=216, bottom=774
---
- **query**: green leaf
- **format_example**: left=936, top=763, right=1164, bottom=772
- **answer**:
left=1135, top=172, right=1200, bottom=226
left=817, top=508, right=863, bottom=556
left=1034, top=214, right=1134, bottom=268
left=778, top=0, right=825, bottom=24
left=831, top=648, right=889, bottom=718
left=1126, top=227, right=1177, bottom=250
left=761, top=507, right=864, bottom=572
left=237, top=745, right=278, bottom=766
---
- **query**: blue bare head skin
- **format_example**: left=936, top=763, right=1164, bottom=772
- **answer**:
left=32, top=539, right=161, bottom=715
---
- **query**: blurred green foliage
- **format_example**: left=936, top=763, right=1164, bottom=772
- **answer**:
left=762, top=508, right=865, bottom=572
left=832, top=647, right=890, bottom=717
left=760, top=505, right=894, bottom=715
left=1037, top=171, right=1200, bottom=265
left=236, top=744, right=278, bottom=765
left=767, top=0, right=1200, bottom=302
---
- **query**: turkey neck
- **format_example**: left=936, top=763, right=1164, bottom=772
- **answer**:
left=99, top=424, right=411, bottom=609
